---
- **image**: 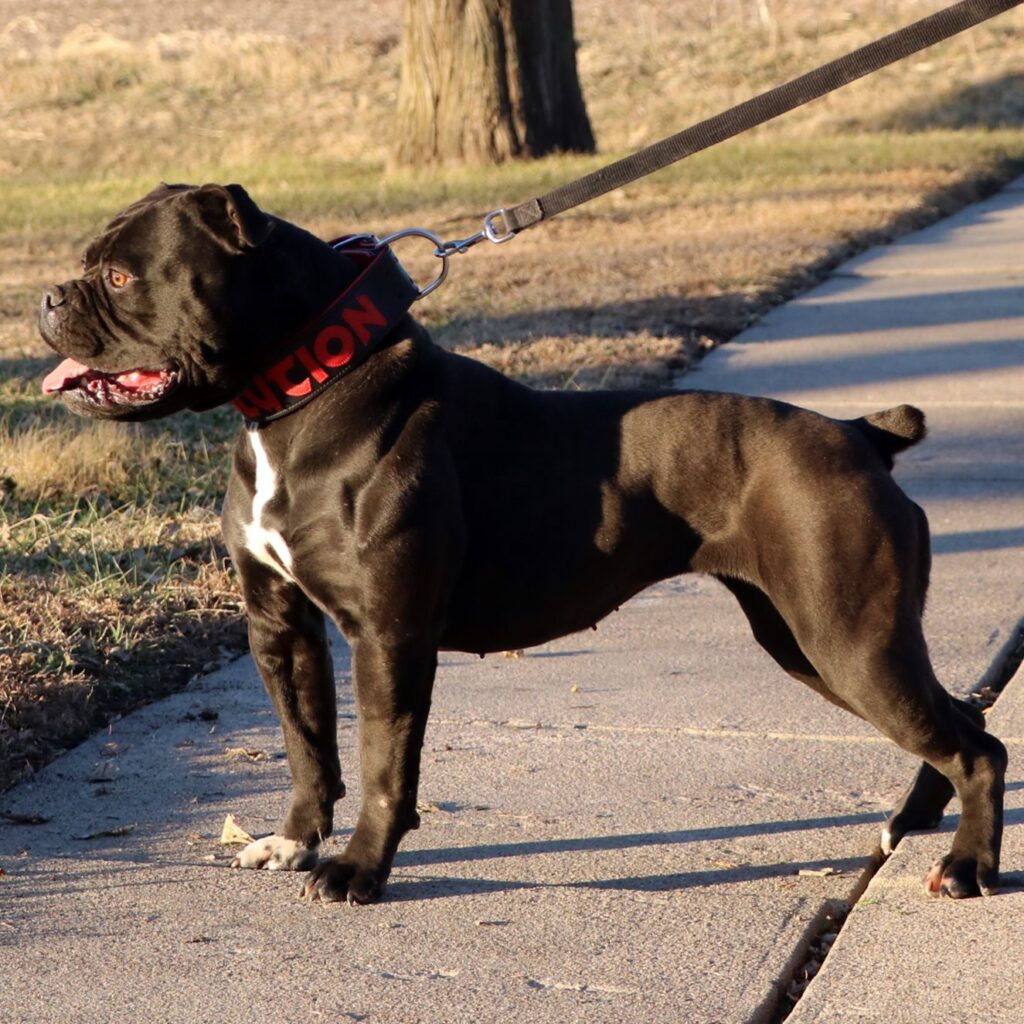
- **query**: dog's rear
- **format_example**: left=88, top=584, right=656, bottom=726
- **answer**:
left=852, top=403, right=927, bottom=469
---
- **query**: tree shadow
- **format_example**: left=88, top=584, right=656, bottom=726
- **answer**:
left=932, top=526, right=1024, bottom=555
left=883, top=73, right=1024, bottom=132
left=387, top=803, right=1024, bottom=902
left=694, top=329, right=1024, bottom=396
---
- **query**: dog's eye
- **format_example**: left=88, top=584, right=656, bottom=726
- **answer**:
left=107, top=268, right=131, bottom=289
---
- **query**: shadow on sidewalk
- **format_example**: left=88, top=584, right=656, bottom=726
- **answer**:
left=395, top=810, right=887, bottom=874
left=933, top=526, right=1024, bottom=554
left=695, top=330, right=1024, bottom=394
left=395, top=805, right=1024, bottom=901
left=387, top=855, right=872, bottom=902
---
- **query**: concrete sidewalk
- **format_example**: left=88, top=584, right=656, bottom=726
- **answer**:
left=1, top=181, right=1022, bottom=1024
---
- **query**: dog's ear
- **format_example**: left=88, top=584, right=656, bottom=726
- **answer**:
left=192, top=183, right=274, bottom=252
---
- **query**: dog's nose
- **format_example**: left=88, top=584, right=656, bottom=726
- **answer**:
left=43, top=285, right=67, bottom=310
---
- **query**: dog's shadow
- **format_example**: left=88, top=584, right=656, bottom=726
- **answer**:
left=386, top=795, right=1024, bottom=902
left=385, top=855, right=869, bottom=903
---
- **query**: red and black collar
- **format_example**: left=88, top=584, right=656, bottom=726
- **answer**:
left=233, top=237, right=420, bottom=425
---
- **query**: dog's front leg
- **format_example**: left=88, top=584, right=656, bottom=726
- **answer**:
left=302, top=635, right=436, bottom=905
left=230, top=553, right=344, bottom=872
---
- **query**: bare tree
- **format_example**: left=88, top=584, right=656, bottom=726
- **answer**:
left=393, top=0, right=595, bottom=166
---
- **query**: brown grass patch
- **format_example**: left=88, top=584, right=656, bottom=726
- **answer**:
left=0, top=420, right=159, bottom=500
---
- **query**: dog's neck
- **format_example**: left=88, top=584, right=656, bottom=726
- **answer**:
left=233, top=237, right=420, bottom=425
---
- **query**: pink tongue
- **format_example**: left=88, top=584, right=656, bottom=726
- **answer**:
left=41, top=361, right=169, bottom=395
left=42, top=357, right=91, bottom=394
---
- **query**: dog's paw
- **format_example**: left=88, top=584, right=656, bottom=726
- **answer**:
left=230, top=834, right=318, bottom=871
left=924, top=853, right=998, bottom=899
left=300, top=856, right=385, bottom=905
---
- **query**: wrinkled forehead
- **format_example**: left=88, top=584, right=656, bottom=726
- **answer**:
left=81, top=183, right=195, bottom=268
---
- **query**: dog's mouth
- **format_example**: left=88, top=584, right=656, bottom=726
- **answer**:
left=42, top=357, right=180, bottom=408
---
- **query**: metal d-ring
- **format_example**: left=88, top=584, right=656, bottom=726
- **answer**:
left=375, top=227, right=450, bottom=300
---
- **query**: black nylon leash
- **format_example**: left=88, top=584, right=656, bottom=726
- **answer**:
left=493, top=0, right=1022, bottom=236
left=384, top=0, right=1022, bottom=279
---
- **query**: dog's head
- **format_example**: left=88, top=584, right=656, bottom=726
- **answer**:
left=39, top=183, right=344, bottom=420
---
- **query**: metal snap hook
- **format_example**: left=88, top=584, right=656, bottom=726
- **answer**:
left=372, top=210, right=517, bottom=301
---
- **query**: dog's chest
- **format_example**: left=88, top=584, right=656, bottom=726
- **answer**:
left=243, top=429, right=297, bottom=583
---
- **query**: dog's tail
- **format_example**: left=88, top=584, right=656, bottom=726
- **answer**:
left=851, top=404, right=927, bottom=469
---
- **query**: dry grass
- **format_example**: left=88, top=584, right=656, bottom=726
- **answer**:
left=1, top=0, right=1023, bottom=789
left=0, top=420, right=159, bottom=499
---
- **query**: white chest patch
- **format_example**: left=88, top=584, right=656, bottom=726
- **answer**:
left=244, top=430, right=297, bottom=583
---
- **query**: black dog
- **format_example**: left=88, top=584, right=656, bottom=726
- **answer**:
left=39, top=183, right=1006, bottom=903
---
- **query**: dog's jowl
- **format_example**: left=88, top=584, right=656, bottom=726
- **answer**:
left=40, top=183, right=1007, bottom=903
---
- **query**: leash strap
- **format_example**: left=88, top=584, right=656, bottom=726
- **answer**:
left=234, top=239, right=419, bottom=425
left=501, top=0, right=1022, bottom=234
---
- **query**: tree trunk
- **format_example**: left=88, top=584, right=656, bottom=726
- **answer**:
left=393, top=0, right=595, bottom=166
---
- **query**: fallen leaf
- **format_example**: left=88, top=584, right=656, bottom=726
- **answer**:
left=224, top=747, right=266, bottom=762
left=219, top=814, right=255, bottom=846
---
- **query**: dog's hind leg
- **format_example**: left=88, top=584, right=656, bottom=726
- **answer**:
left=828, top=639, right=1005, bottom=898
left=229, top=553, right=345, bottom=872
left=881, top=697, right=989, bottom=852
left=718, top=576, right=857, bottom=715
left=721, top=575, right=1006, bottom=897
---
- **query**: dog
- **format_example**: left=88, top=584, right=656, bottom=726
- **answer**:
left=38, top=182, right=1006, bottom=904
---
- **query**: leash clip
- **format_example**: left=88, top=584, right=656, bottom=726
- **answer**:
left=374, top=208, right=516, bottom=301
left=435, top=209, right=516, bottom=256
left=483, top=209, right=515, bottom=244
